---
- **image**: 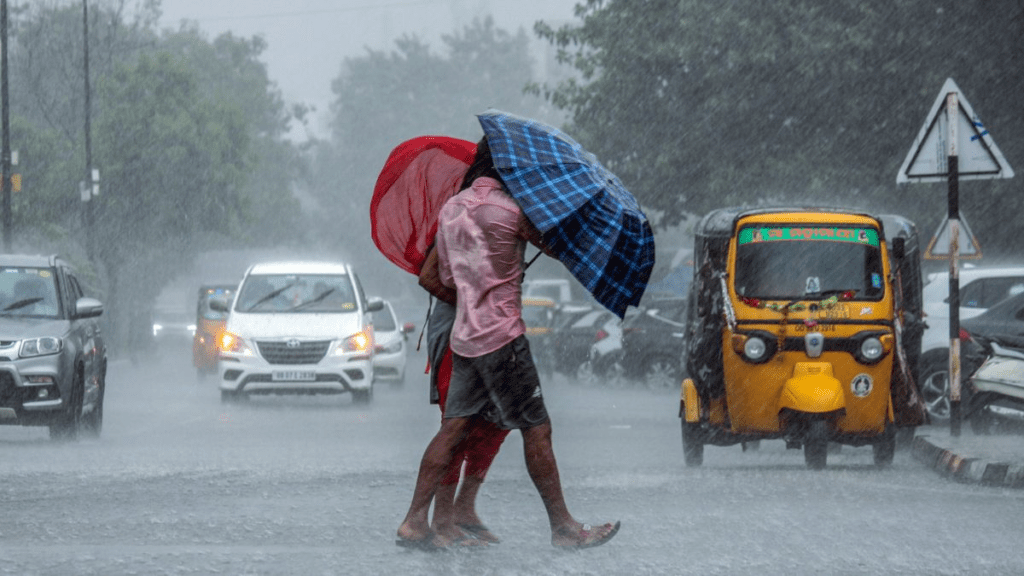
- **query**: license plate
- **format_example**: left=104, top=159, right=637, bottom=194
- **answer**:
left=272, top=371, right=316, bottom=382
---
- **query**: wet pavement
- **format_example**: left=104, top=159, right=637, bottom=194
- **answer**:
left=911, top=422, right=1024, bottom=488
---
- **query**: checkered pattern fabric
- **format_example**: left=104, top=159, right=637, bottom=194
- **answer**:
left=478, top=110, right=655, bottom=318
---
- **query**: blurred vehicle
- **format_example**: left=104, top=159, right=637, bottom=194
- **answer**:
left=918, top=266, right=1024, bottom=422
left=0, top=254, right=106, bottom=440
left=193, top=284, right=236, bottom=378
left=547, top=305, right=613, bottom=376
left=372, top=300, right=414, bottom=386
left=961, top=291, right=1024, bottom=433
left=151, top=307, right=195, bottom=347
left=522, top=296, right=557, bottom=375
left=619, top=297, right=688, bottom=389
left=576, top=311, right=635, bottom=386
left=523, top=279, right=572, bottom=304
left=213, top=261, right=383, bottom=405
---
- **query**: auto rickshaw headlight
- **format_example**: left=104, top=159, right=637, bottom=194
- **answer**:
left=858, top=337, right=884, bottom=363
left=743, top=336, right=769, bottom=363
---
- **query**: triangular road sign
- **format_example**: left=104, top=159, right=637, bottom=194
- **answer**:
left=897, top=78, right=1014, bottom=184
left=924, top=213, right=983, bottom=260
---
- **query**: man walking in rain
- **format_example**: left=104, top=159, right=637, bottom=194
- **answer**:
left=395, top=137, right=620, bottom=551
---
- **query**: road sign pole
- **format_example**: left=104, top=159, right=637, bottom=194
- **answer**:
left=946, top=93, right=962, bottom=437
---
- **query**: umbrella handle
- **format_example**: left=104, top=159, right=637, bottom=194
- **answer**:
left=524, top=250, right=543, bottom=271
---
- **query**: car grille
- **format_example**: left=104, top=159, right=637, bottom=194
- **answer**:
left=256, top=340, right=331, bottom=365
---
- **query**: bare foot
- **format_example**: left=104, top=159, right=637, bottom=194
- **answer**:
left=551, top=521, right=621, bottom=549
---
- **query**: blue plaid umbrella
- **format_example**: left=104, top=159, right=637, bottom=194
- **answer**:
left=477, top=110, right=655, bottom=318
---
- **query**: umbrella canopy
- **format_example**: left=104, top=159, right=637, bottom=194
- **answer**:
left=477, top=110, right=655, bottom=318
left=370, top=136, right=477, bottom=275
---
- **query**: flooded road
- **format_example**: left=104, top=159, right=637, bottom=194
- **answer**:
left=3, top=345, right=1023, bottom=575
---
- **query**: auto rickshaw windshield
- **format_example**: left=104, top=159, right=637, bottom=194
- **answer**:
left=733, top=225, right=885, bottom=301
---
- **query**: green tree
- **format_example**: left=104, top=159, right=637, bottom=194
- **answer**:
left=311, top=17, right=549, bottom=293
left=91, top=52, right=251, bottom=348
left=537, top=0, right=1024, bottom=256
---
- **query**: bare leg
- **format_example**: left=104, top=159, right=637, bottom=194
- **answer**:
left=522, top=422, right=619, bottom=548
left=396, top=417, right=470, bottom=544
left=431, top=481, right=465, bottom=541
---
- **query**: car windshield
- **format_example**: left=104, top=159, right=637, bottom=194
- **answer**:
left=0, top=266, right=61, bottom=318
left=198, top=287, right=235, bottom=321
left=733, top=225, right=885, bottom=301
left=236, top=273, right=356, bottom=313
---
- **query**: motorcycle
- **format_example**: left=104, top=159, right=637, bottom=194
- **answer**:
left=965, top=334, right=1024, bottom=434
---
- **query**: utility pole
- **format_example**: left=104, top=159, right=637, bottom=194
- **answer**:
left=82, top=0, right=94, bottom=258
left=2, top=0, right=11, bottom=252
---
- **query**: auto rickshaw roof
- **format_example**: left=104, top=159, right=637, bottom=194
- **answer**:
left=695, top=206, right=891, bottom=240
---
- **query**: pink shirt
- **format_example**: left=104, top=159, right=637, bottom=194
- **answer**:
left=437, top=177, right=531, bottom=357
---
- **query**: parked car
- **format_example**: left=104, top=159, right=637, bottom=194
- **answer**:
left=962, top=291, right=1024, bottom=432
left=372, top=300, right=414, bottom=386
left=918, top=266, right=1024, bottom=422
left=193, top=284, right=236, bottom=379
left=213, top=261, right=382, bottom=404
left=547, top=305, right=613, bottom=376
left=619, top=297, right=688, bottom=389
left=0, top=254, right=106, bottom=440
left=523, top=278, right=572, bottom=304
left=522, top=296, right=558, bottom=375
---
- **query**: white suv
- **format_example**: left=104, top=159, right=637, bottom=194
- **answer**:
left=919, top=266, right=1024, bottom=421
left=214, top=261, right=383, bottom=404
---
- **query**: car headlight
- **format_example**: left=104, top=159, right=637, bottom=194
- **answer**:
left=219, top=331, right=253, bottom=355
left=858, top=336, right=884, bottom=363
left=20, top=336, right=63, bottom=358
left=377, top=339, right=403, bottom=354
left=340, top=331, right=372, bottom=354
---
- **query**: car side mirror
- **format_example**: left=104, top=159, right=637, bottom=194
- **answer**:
left=892, top=237, right=905, bottom=260
left=75, top=297, right=104, bottom=319
left=366, top=297, right=385, bottom=313
left=403, top=322, right=415, bottom=334
left=209, top=297, right=229, bottom=313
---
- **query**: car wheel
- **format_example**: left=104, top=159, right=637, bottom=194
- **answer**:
left=918, top=349, right=951, bottom=422
left=220, top=390, right=240, bottom=404
left=643, top=354, right=682, bottom=390
left=352, top=386, right=373, bottom=405
left=82, top=367, right=105, bottom=439
left=50, top=372, right=83, bottom=442
left=681, top=420, right=704, bottom=467
left=804, top=419, right=828, bottom=470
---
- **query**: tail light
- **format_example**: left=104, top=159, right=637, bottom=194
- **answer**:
left=959, top=328, right=974, bottom=343
left=595, top=329, right=608, bottom=341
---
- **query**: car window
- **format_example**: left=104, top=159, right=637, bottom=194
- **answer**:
left=351, top=272, right=368, bottom=309
left=0, top=266, right=61, bottom=318
left=375, top=305, right=398, bottom=331
left=961, top=276, right=1024, bottom=308
left=237, top=273, right=357, bottom=313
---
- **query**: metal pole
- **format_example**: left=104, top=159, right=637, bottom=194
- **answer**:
left=1, top=0, right=11, bottom=251
left=946, top=92, right=961, bottom=437
left=82, top=0, right=93, bottom=258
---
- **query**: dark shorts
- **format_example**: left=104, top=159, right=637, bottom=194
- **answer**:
left=444, top=335, right=550, bottom=430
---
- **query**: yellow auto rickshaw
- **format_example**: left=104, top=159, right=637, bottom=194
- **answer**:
left=680, top=208, right=926, bottom=469
left=192, top=284, right=236, bottom=378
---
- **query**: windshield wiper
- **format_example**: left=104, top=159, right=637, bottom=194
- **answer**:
left=3, top=297, right=43, bottom=311
left=289, top=289, right=336, bottom=311
left=244, top=282, right=297, bottom=312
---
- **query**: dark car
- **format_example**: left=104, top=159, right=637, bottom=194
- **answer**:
left=619, top=297, right=687, bottom=389
left=961, top=291, right=1024, bottom=432
left=0, top=254, right=106, bottom=440
left=546, top=305, right=615, bottom=376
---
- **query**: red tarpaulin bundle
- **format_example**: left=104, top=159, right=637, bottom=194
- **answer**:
left=370, top=136, right=477, bottom=275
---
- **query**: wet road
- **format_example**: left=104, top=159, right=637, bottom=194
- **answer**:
left=3, top=344, right=1024, bottom=575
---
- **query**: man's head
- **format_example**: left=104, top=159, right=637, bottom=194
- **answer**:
left=460, top=136, right=503, bottom=190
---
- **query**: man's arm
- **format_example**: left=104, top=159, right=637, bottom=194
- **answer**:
left=519, top=214, right=556, bottom=257
left=418, top=243, right=457, bottom=306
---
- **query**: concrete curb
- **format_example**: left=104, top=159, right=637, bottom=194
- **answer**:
left=911, top=435, right=1024, bottom=488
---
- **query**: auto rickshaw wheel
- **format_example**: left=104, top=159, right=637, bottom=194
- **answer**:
left=803, top=419, right=828, bottom=470
left=681, top=420, right=704, bottom=467
left=872, top=427, right=896, bottom=468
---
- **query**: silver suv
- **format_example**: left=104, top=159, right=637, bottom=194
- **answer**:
left=214, top=261, right=383, bottom=404
left=0, top=254, right=106, bottom=440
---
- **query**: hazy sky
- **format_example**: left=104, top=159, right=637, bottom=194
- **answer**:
left=157, top=0, right=581, bottom=139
